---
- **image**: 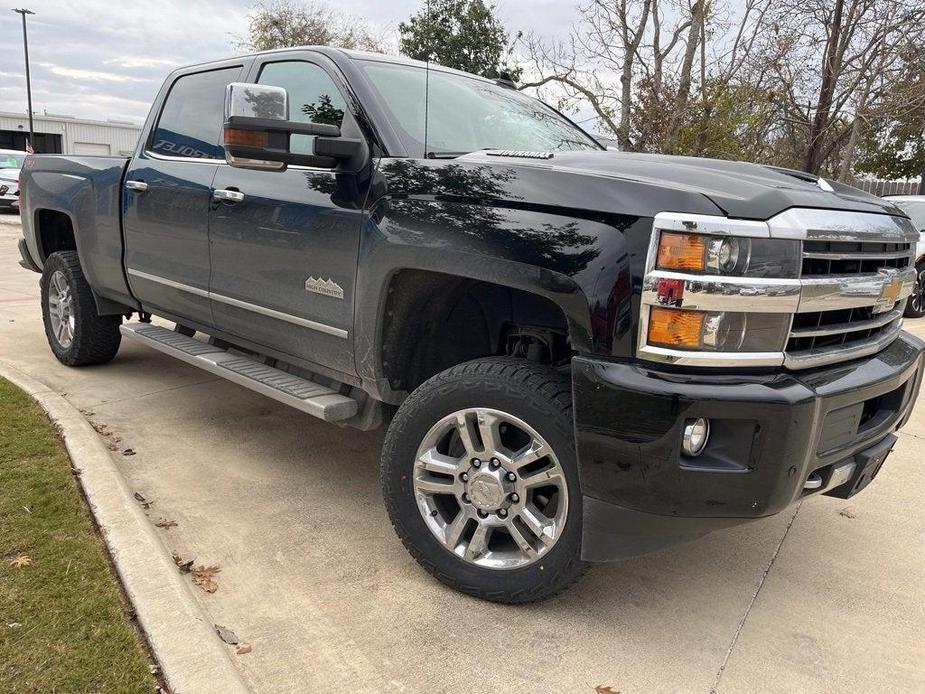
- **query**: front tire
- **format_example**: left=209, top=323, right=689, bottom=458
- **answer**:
left=905, top=261, right=925, bottom=318
left=382, top=357, right=589, bottom=603
left=41, top=251, right=122, bottom=366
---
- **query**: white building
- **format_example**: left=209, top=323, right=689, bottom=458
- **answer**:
left=0, top=111, right=142, bottom=156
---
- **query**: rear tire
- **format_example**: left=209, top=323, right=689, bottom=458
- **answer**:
left=382, top=357, right=589, bottom=603
left=41, top=251, right=122, bottom=366
left=904, top=261, right=925, bottom=318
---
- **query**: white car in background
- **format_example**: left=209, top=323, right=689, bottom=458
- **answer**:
left=0, top=148, right=26, bottom=212
left=885, top=194, right=925, bottom=318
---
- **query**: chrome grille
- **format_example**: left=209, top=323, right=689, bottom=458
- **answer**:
left=787, top=305, right=903, bottom=352
left=801, top=240, right=913, bottom=276
left=784, top=235, right=914, bottom=368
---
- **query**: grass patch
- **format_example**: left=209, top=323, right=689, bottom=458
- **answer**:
left=0, top=378, right=157, bottom=692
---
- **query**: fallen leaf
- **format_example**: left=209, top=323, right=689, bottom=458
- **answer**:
left=595, top=687, right=620, bottom=694
left=236, top=643, right=252, bottom=655
left=122, top=448, right=136, bottom=456
left=155, top=518, right=178, bottom=529
left=7, top=622, right=21, bottom=628
left=839, top=507, right=857, bottom=519
left=133, top=492, right=153, bottom=509
left=215, top=625, right=240, bottom=644
left=171, top=552, right=194, bottom=574
left=10, top=555, right=32, bottom=568
left=192, top=565, right=221, bottom=593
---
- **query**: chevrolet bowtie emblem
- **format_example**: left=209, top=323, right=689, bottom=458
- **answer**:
left=874, top=273, right=903, bottom=313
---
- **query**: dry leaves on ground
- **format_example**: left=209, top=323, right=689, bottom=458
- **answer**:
left=236, top=643, right=252, bottom=655
left=133, top=492, right=153, bottom=509
left=215, top=625, right=240, bottom=644
left=192, top=565, right=221, bottom=593
left=9, top=555, right=32, bottom=568
left=122, top=448, right=136, bottom=456
left=154, top=518, right=178, bottom=529
left=839, top=507, right=858, bottom=519
left=595, top=687, right=621, bottom=694
left=171, top=552, right=194, bottom=574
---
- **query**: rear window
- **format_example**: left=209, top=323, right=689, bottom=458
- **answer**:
left=151, top=66, right=242, bottom=160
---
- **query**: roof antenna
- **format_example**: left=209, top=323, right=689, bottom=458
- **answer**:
left=423, top=0, right=431, bottom=158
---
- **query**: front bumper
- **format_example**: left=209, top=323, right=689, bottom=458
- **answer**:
left=574, top=331, right=925, bottom=561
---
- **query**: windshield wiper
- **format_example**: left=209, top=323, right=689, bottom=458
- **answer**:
left=425, top=151, right=473, bottom=159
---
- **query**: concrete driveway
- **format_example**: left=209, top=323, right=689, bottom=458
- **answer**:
left=1, top=212, right=923, bottom=694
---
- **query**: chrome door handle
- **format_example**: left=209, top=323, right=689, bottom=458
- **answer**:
left=213, top=189, right=245, bottom=203
left=125, top=180, right=148, bottom=192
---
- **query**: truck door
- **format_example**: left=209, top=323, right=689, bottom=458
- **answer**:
left=123, top=63, right=245, bottom=328
left=207, top=56, right=365, bottom=377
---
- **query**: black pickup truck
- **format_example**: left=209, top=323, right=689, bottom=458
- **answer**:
left=17, top=47, right=924, bottom=603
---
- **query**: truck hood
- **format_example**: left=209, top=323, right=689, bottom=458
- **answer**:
left=459, top=151, right=903, bottom=221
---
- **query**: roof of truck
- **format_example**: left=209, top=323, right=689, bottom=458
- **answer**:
left=178, top=46, right=494, bottom=84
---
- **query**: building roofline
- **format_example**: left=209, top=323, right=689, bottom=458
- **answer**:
left=0, top=111, right=143, bottom=131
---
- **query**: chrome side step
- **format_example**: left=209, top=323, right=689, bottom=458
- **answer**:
left=120, top=322, right=358, bottom=422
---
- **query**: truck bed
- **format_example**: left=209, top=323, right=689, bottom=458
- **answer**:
left=20, top=154, right=136, bottom=312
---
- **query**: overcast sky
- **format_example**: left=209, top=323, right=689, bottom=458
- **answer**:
left=0, top=0, right=579, bottom=125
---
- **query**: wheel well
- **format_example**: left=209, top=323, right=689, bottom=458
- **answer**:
left=35, top=209, right=76, bottom=261
left=380, top=270, right=572, bottom=394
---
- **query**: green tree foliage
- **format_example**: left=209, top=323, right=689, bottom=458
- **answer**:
left=399, top=0, right=520, bottom=80
left=855, top=62, right=925, bottom=182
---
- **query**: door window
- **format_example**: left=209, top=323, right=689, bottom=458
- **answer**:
left=258, top=61, right=348, bottom=154
left=151, top=66, right=242, bottom=160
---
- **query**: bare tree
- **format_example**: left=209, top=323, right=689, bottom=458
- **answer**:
left=239, top=1, right=385, bottom=53
left=520, top=0, right=774, bottom=154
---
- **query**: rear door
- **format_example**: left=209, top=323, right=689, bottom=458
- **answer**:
left=207, top=55, right=366, bottom=376
left=123, top=62, right=246, bottom=327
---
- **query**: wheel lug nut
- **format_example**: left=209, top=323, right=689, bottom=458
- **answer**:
left=472, top=458, right=481, bottom=468
left=510, top=493, right=519, bottom=503
left=498, top=508, right=508, bottom=518
left=462, top=493, right=470, bottom=503
left=461, top=472, right=469, bottom=482
left=490, top=458, right=500, bottom=468
left=506, top=472, right=516, bottom=481
left=477, top=510, right=488, bottom=518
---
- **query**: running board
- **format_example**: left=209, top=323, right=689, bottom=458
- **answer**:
left=119, top=322, right=358, bottom=422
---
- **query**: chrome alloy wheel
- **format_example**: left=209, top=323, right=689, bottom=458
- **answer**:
left=412, top=408, right=569, bottom=570
left=47, top=270, right=75, bottom=348
left=911, top=267, right=925, bottom=314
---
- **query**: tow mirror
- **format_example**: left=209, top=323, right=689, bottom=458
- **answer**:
left=222, top=82, right=364, bottom=171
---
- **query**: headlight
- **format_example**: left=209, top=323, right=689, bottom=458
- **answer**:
left=656, top=232, right=800, bottom=278
left=648, top=307, right=790, bottom=351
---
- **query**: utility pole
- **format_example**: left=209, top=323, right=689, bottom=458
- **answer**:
left=12, top=8, right=36, bottom=152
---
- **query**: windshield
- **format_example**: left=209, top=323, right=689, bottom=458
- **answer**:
left=359, top=60, right=601, bottom=157
left=0, top=152, right=26, bottom=170
left=892, top=199, right=925, bottom=231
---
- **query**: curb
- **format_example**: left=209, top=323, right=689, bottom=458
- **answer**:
left=0, top=361, right=250, bottom=694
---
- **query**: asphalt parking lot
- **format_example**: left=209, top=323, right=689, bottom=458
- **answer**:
left=1, top=212, right=923, bottom=694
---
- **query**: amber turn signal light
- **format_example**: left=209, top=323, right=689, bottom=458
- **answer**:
left=657, top=232, right=706, bottom=272
left=648, top=307, right=705, bottom=349
left=224, top=127, right=269, bottom=148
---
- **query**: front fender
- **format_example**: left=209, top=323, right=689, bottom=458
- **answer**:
left=355, top=192, right=651, bottom=383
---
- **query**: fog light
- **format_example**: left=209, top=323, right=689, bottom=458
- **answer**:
left=682, top=418, right=710, bottom=456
